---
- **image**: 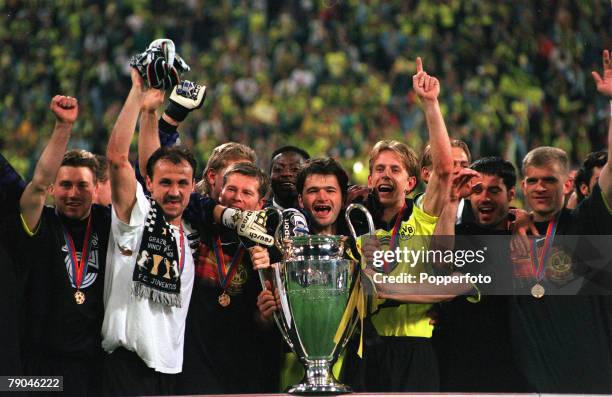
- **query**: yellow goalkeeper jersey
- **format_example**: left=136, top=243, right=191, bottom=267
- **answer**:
left=359, top=204, right=438, bottom=338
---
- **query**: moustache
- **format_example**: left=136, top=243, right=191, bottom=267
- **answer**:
left=163, top=195, right=182, bottom=203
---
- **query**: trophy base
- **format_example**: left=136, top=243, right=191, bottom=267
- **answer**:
left=286, top=382, right=352, bottom=395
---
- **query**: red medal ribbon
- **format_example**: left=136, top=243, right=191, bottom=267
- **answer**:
left=530, top=217, right=558, bottom=282
left=212, top=236, right=245, bottom=291
left=61, top=213, right=93, bottom=290
left=383, top=205, right=406, bottom=273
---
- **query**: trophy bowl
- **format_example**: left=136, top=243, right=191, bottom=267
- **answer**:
left=262, top=234, right=359, bottom=394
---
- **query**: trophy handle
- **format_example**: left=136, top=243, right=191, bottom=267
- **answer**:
left=258, top=266, right=295, bottom=351
left=264, top=207, right=285, bottom=254
left=345, top=203, right=375, bottom=239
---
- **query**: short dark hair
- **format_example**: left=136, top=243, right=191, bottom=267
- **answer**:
left=296, top=158, right=349, bottom=200
left=62, top=149, right=99, bottom=183
left=470, top=156, right=517, bottom=190
left=582, top=150, right=607, bottom=185
left=146, top=146, right=197, bottom=180
left=222, top=162, right=271, bottom=200
left=573, top=167, right=587, bottom=202
left=94, top=154, right=109, bottom=183
left=271, top=146, right=310, bottom=165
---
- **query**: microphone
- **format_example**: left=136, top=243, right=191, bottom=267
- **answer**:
left=276, top=208, right=310, bottom=245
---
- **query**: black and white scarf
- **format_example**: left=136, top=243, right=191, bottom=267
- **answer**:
left=132, top=198, right=183, bottom=307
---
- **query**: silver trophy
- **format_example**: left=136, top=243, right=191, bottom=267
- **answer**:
left=260, top=204, right=375, bottom=394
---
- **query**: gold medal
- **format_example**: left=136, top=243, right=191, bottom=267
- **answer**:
left=531, top=283, right=545, bottom=299
left=218, top=292, right=231, bottom=307
left=74, top=290, right=86, bottom=305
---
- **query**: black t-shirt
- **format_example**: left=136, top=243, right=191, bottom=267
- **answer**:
left=510, top=185, right=612, bottom=393
left=14, top=205, right=110, bottom=360
left=0, top=153, right=25, bottom=225
left=433, top=222, right=527, bottom=392
left=0, top=219, right=22, bottom=375
left=178, top=217, right=277, bottom=394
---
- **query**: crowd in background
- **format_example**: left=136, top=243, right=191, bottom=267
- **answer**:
left=1, top=0, right=611, bottom=184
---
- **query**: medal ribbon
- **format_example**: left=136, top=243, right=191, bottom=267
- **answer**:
left=383, top=205, right=406, bottom=273
left=530, top=217, right=558, bottom=282
left=61, top=213, right=93, bottom=290
left=212, top=235, right=245, bottom=291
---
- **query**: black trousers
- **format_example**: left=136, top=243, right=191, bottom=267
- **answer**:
left=102, top=347, right=176, bottom=397
left=343, top=335, right=439, bottom=392
left=23, top=352, right=102, bottom=397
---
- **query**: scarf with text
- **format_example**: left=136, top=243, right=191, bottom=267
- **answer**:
left=132, top=198, right=184, bottom=307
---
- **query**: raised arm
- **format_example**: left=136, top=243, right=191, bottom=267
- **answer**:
left=138, top=89, right=165, bottom=177
left=138, top=81, right=205, bottom=178
left=20, top=96, right=78, bottom=231
left=591, top=49, right=612, bottom=204
left=106, top=69, right=146, bottom=223
left=413, top=57, right=453, bottom=216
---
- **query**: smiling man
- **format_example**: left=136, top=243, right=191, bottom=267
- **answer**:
left=16, top=96, right=110, bottom=397
left=501, top=49, right=612, bottom=395
left=132, top=78, right=277, bottom=394
left=176, top=162, right=278, bottom=395
left=469, top=157, right=516, bottom=230
left=296, top=158, right=348, bottom=235
left=343, top=57, right=454, bottom=393
left=509, top=144, right=612, bottom=393
left=255, top=157, right=359, bottom=391
left=269, top=146, right=310, bottom=210
left=433, top=157, right=528, bottom=393
left=102, top=70, right=196, bottom=396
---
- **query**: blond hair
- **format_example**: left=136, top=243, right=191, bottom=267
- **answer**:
left=369, top=140, right=419, bottom=179
left=197, top=142, right=256, bottom=196
left=522, top=146, right=569, bottom=176
left=420, top=139, right=471, bottom=169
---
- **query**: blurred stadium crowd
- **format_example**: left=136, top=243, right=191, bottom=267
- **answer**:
left=1, top=0, right=610, bottom=183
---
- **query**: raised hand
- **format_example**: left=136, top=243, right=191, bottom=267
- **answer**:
left=346, top=185, right=370, bottom=204
left=130, top=67, right=147, bottom=95
left=592, top=49, right=612, bottom=97
left=450, top=168, right=480, bottom=201
left=142, top=88, right=165, bottom=113
left=412, top=57, right=440, bottom=102
left=49, top=95, right=78, bottom=124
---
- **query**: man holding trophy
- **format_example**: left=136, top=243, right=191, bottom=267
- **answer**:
left=256, top=157, right=368, bottom=391
left=255, top=57, right=457, bottom=393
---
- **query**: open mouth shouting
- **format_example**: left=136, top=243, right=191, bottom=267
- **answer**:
left=313, top=203, right=332, bottom=218
left=376, top=182, right=395, bottom=197
left=477, top=204, right=495, bottom=215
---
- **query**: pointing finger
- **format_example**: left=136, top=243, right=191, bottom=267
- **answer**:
left=416, top=57, right=423, bottom=73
